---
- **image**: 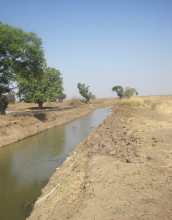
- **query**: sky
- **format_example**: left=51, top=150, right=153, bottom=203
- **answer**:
left=1, top=0, right=172, bottom=97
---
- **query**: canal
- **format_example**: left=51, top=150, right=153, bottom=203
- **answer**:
left=0, top=107, right=111, bottom=220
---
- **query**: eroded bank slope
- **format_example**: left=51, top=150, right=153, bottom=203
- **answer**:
left=28, top=97, right=172, bottom=220
left=0, top=99, right=113, bottom=148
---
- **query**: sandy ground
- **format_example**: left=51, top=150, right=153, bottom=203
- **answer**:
left=27, top=96, right=172, bottom=220
left=0, top=99, right=114, bottom=148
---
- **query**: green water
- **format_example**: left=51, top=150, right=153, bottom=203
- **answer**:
left=0, top=108, right=111, bottom=220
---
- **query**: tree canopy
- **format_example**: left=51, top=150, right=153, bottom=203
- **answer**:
left=17, top=67, right=64, bottom=108
left=112, top=85, right=138, bottom=99
left=0, top=22, right=46, bottom=113
left=124, top=87, right=138, bottom=98
left=112, top=85, right=124, bottom=99
left=0, top=22, right=45, bottom=80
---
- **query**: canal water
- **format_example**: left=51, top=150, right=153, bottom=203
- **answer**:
left=0, top=107, right=111, bottom=220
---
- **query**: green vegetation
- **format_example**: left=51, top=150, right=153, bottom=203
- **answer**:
left=0, top=22, right=64, bottom=113
left=0, top=22, right=140, bottom=114
left=124, top=87, right=138, bottom=98
left=0, top=22, right=45, bottom=81
left=112, top=85, right=138, bottom=99
left=0, top=22, right=45, bottom=113
left=112, top=86, right=124, bottom=99
left=17, top=67, right=64, bottom=108
left=77, top=83, right=94, bottom=103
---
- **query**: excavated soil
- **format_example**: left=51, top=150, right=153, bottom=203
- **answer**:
left=27, top=96, right=172, bottom=220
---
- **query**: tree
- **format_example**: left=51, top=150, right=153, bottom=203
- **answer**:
left=0, top=95, right=9, bottom=114
left=0, top=64, right=10, bottom=114
left=112, top=85, right=124, bottom=99
left=124, top=87, right=138, bottom=98
left=57, top=93, right=66, bottom=103
left=112, top=85, right=138, bottom=99
left=17, top=67, right=64, bottom=108
left=6, top=91, right=16, bottom=104
left=0, top=22, right=45, bottom=113
left=0, top=74, right=10, bottom=114
left=0, top=22, right=45, bottom=79
left=77, top=83, right=94, bottom=103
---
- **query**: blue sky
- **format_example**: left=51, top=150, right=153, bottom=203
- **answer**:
left=1, top=0, right=172, bottom=97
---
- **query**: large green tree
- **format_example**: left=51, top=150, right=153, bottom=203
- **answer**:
left=17, top=67, right=64, bottom=108
left=0, top=22, right=45, bottom=113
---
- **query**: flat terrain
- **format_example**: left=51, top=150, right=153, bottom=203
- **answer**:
left=28, top=96, right=172, bottom=220
left=0, top=99, right=114, bottom=148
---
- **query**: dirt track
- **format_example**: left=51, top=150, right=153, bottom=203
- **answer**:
left=28, top=97, right=172, bottom=220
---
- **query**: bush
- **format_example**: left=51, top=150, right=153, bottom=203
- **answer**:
left=124, top=87, right=138, bottom=98
left=112, top=85, right=138, bottom=99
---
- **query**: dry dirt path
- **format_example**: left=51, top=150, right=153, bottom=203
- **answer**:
left=28, top=98, right=172, bottom=220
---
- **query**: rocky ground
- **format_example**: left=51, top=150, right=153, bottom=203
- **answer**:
left=0, top=99, right=113, bottom=148
left=27, top=96, right=172, bottom=220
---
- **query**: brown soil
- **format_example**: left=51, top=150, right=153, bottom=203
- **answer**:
left=0, top=99, right=113, bottom=148
left=27, top=96, right=172, bottom=220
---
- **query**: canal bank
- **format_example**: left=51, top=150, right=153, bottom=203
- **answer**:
left=0, top=99, right=113, bottom=148
left=0, top=107, right=111, bottom=220
left=28, top=97, right=172, bottom=220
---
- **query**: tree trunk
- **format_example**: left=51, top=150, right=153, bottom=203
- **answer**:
left=58, top=98, right=63, bottom=103
left=38, top=102, right=43, bottom=109
left=0, top=109, right=6, bottom=115
left=0, top=95, right=8, bottom=115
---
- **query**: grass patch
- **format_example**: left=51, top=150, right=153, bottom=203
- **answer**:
left=115, top=97, right=145, bottom=107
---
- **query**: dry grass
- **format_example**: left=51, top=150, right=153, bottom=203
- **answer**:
left=152, top=101, right=172, bottom=114
left=114, top=97, right=145, bottom=107
left=67, top=98, right=84, bottom=107
left=139, top=96, right=172, bottom=114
